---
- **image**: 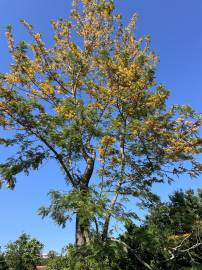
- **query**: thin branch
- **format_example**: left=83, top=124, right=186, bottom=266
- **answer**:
left=172, top=233, right=191, bottom=251
left=102, top=120, right=126, bottom=240
left=111, top=238, right=153, bottom=270
left=93, top=217, right=100, bottom=237
left=37, top=134, right=76, bottom=186
left=179, top=242, right=202, bottom=253
left=1, top=106, right=76, bottom=186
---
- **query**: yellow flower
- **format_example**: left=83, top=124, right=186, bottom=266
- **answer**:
left=34, top=33, right=42, bottom=41
left=99, top=148, right=106, bottom=157
left=82, top=0, right=91, bottom=5
left=101, top=135, right=116, bottom=145
left=55, top=105, right=63, bottom=113
left=5, top=74, right=21, bottom=84
left=64, top=112, right=77, bottom=120
left=40, top=81, right=54, bottom=95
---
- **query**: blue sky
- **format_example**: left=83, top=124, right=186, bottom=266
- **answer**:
left=0, top=0, right=202, bottom=253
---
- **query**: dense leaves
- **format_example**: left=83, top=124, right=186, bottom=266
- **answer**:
left=46, top=252, right=69, bottom=270
left=0, top=249, right=8, bottom=270
left=117, top=189, right=202, bottom=269
left=4, top=233, right=43, bottom=270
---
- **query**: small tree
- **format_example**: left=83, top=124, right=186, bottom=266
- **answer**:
left=4, top=233, right=43, bottom=270
left=0, top=0, right=202, bottom=267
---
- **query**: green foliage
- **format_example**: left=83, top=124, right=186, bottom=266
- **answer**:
left=54, top=242, right=126, bottom=270
left=38, top=188, right=109, bottom=233
left=4, top=233, right=44, bottom=270
left=44, top=188, right=202, bottom=269
left=116, top=189, right=202, bottom=269
left=46, top=255, right=69, bottom=270
left=47, top=241, right=126, bottom=270
left=5, top=189, right=198, bottom=270
left=0, top=249, right=8, bottom=270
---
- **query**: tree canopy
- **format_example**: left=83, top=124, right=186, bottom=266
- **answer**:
left=0, top=0, right=202, bottom=268
left=116, top=189, right=202, bottom=269
left=4, top=233, right=43, bottom=270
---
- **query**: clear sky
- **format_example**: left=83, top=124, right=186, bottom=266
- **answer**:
left=0, top=0, right=202, bottom=253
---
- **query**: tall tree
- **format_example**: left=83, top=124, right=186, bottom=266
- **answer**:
left=4, top=233, right=43, bottom=270
left=0, top=0, right=202, bottom=262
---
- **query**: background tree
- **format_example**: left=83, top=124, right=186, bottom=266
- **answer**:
left=117, top=189, right=202, bottom=269
left=4, top=233, right=43, bottom=270
left=0, top=249, right=8, bottom=270
left=46, top=255, right=69, bottom=270
left=43, top=250, right=67, bottom=270
left=0, top=0, right=202, bottom=267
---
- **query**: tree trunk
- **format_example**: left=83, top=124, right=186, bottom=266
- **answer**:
left=75, top=213, right=90, bottom=247
left=75, top=211, right=90, bottom=270
left=75, top=155, right=95, bottom=247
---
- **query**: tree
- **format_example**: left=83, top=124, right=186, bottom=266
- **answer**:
left=4, top=233, right=43, bottom=270
left=46, top=251, right=69, bottom=270
left=0, top=0, right=202, bottom=266
left=0, top=249, right=8, bottom=270
left=46, top=256, right=69, bottom=270
left=117, top=189, right=202, bottom=269
left=145, top=189, right=202, bottom=268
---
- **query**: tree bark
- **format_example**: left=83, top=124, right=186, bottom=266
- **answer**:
left=75, top=153, right=95, bottom=247
left=75, top=213, right=90, bottom=247
left=75, top=191, right=90, bottom=270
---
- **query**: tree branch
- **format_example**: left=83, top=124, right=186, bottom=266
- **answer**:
left=111, top=238, right=153, bottom=270
left=0, top=106, right=76, bottom=187
left=81, top=150, right=96, bottom=187
left=102, top=124, right=126, bottom=240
